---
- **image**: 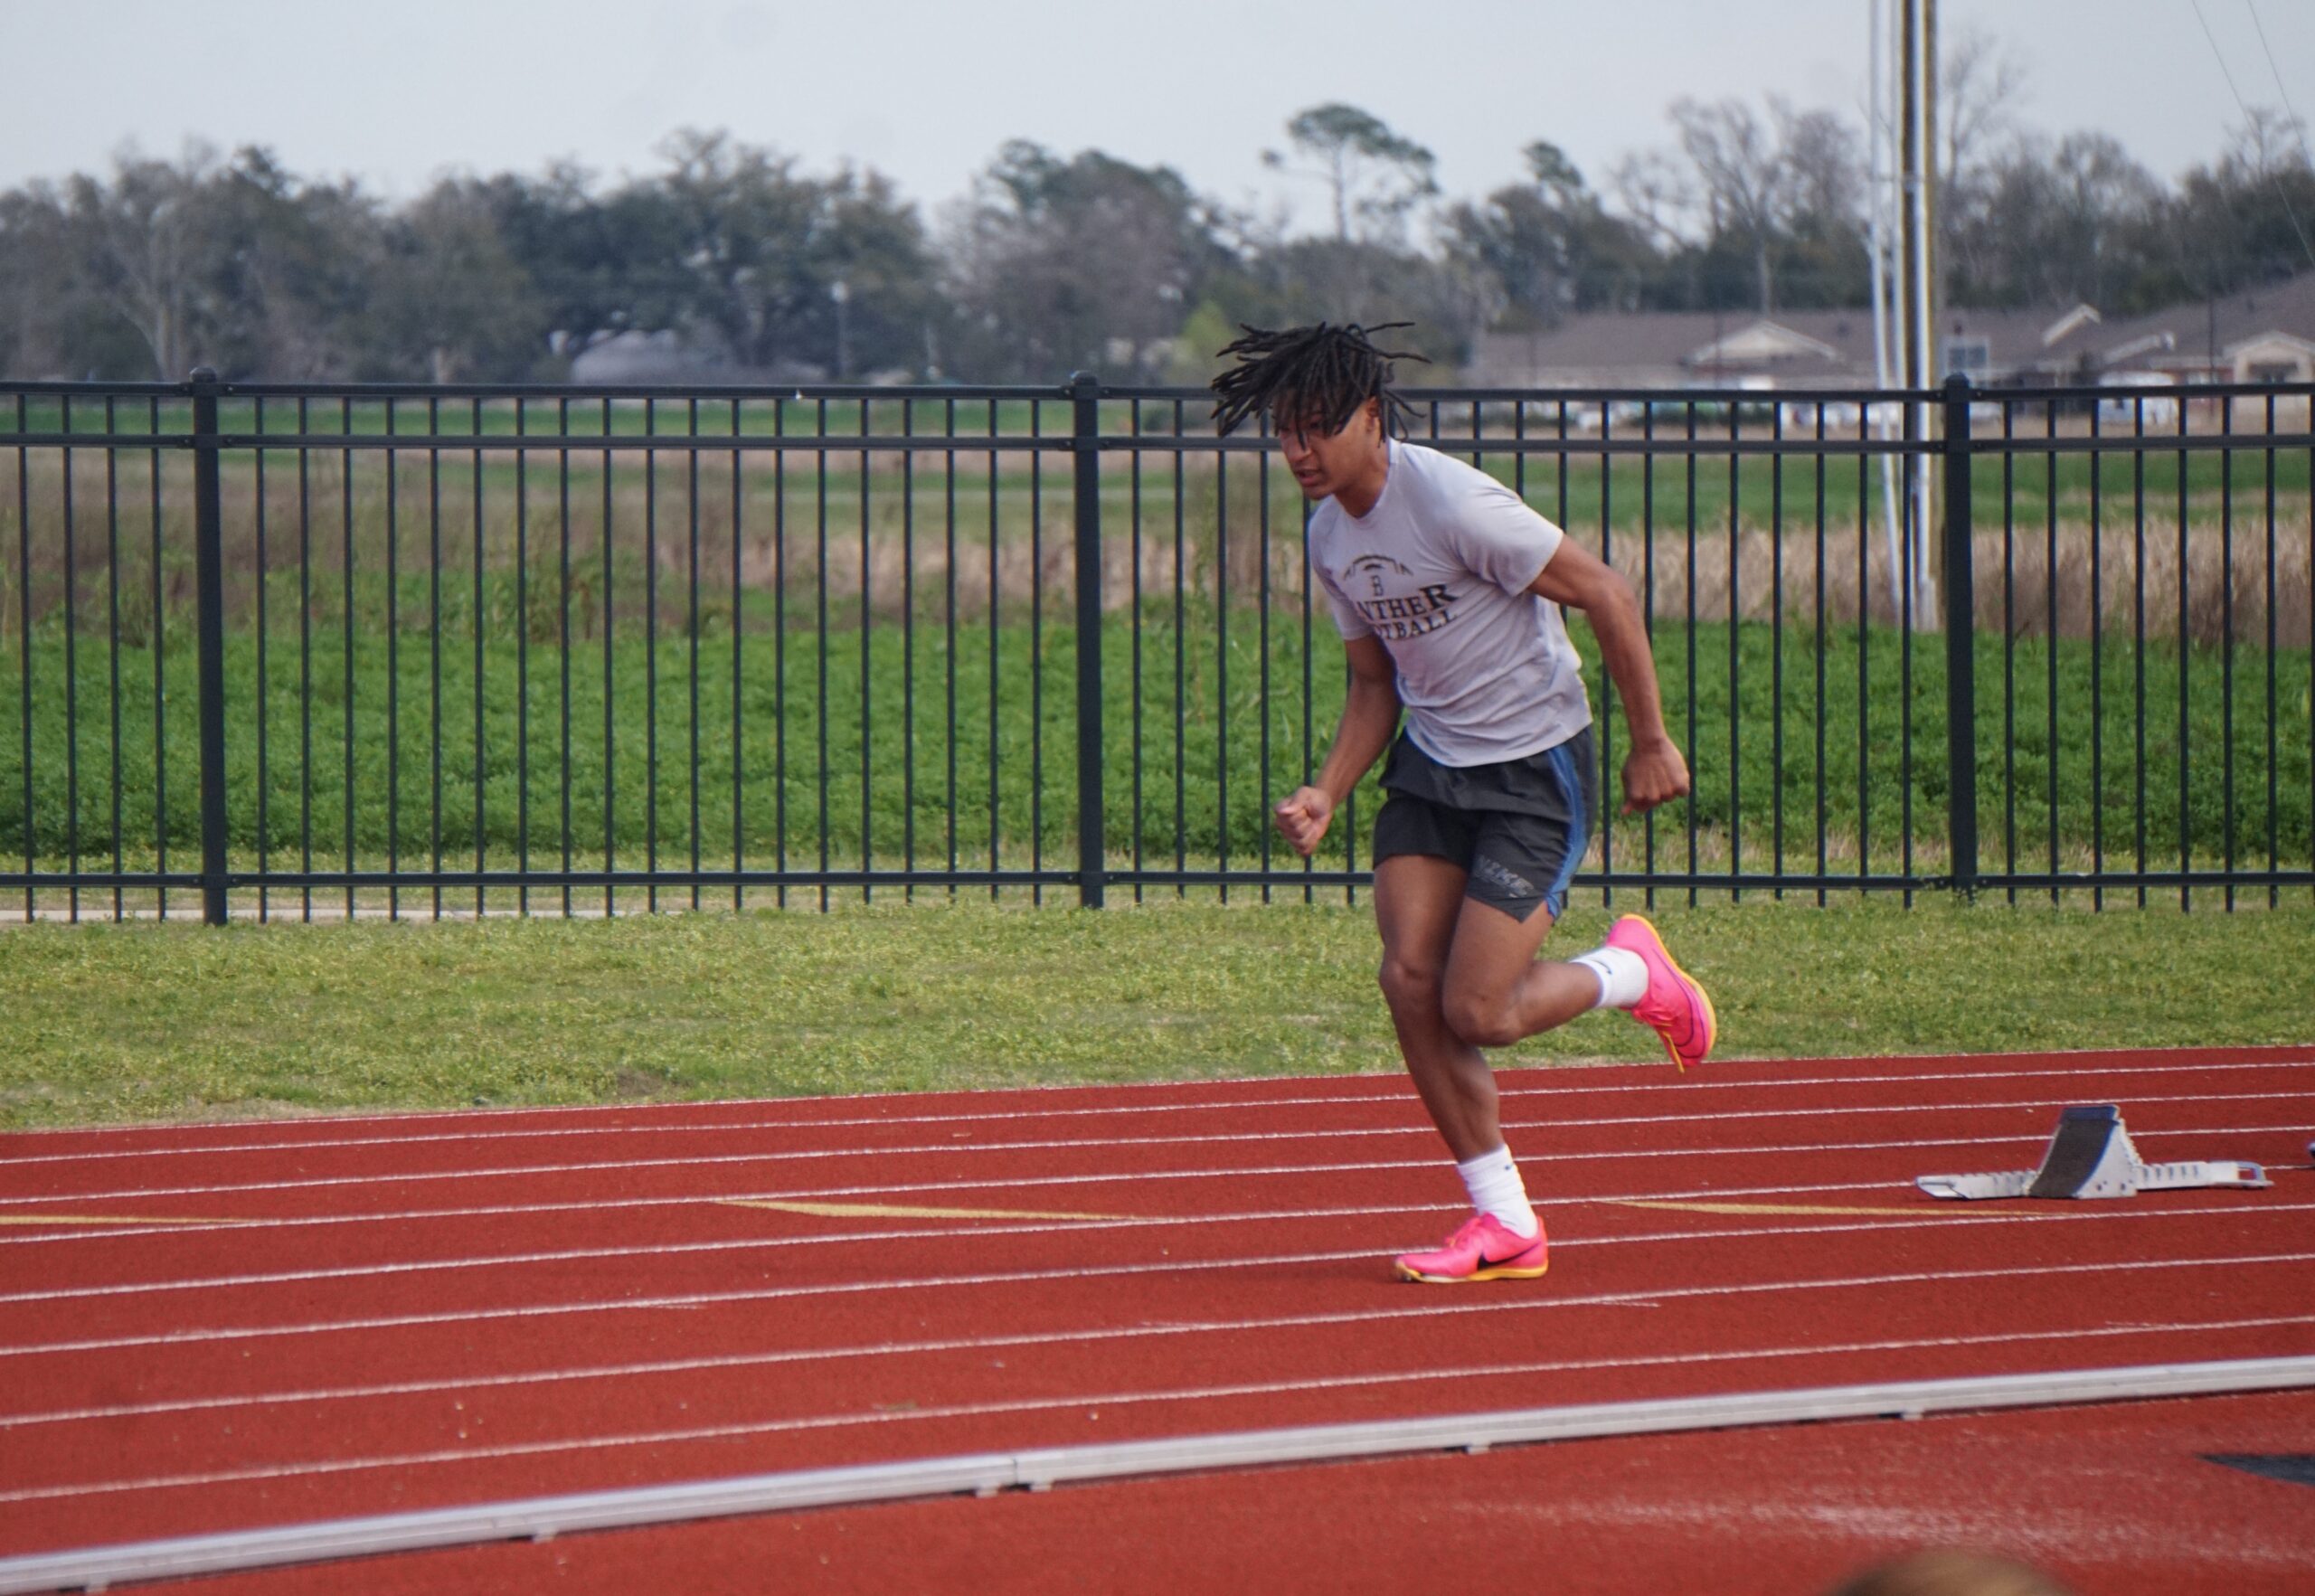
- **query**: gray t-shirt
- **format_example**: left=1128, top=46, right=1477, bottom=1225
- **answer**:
left=1309, top=439, right=1592, bottom=766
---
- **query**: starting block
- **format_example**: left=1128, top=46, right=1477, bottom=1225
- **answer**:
left=1917, top=1104, right=2272, bottom=1201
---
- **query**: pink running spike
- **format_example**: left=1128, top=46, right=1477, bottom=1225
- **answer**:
left=1602, top=913, right=1717, bottom=1072
left=1393, top=1212, right=1549, bottom=1284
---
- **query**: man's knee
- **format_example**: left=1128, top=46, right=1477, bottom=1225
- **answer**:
left=1441, top=981, right=1524, bottom=1050
left=1377, top=955, right=1443, bottom=1017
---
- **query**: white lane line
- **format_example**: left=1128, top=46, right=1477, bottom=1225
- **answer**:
left=5, top=1263, right=2311, bottom=1507
left=6, top=1267, right=2303, bottom=1434
left=9, top=1057, right=2309, bottom=1167
left=7, top=1100, right=2306, bottom=1208
left=2, top=1123, right=2305, bottom=1252
left=6, top=1213, right=2312, bottom=1363
left=7, top=1050, right=2301, bottom=1153
left=0, top=1172, right=1903, bottom=1253
left=5, top=1125, right=2305, bottom=1262
left=5, top=1189, right=2308, bottom=1312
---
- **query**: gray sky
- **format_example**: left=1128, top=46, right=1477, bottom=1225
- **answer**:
left=5, top=0, right=2310, bottom=230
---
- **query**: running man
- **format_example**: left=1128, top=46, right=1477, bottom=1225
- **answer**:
left=1209, top=322, right=1715, bottom=1284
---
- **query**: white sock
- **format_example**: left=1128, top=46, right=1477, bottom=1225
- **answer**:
left=1456, top=1146, right=1538, bottom=1238
left=1568, top=945, right=1648, bottom=1010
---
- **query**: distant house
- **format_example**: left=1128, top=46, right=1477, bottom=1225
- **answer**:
left=567, top=328, right=833, bottom=386
left=1466, top=271, right=2315, bottom=392
left=2085, top=271, right=2315, bottom=384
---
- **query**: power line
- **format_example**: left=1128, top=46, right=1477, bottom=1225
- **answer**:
left=2188, top=0, right=2315, bottom=271
left=2244, top=0, right=2315, bottom=170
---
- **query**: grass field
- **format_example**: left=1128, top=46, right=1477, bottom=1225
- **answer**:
left=1, top=894, right=2309, bottom=1130
left=0, top=889, right=2296, bottom=1125
left=3, top=609, right=2307, bottom=875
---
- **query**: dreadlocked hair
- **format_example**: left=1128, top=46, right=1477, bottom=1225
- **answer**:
left=1207, top=322, right=1428, bottom=439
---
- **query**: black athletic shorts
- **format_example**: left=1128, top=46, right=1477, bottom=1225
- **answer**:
left=1370, top=726, right=1598, bottom=923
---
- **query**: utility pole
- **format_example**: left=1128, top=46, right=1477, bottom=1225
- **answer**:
left=1895, top=0, right=1941, bottom=619
left=1868, top=0, right=1903, bottom=619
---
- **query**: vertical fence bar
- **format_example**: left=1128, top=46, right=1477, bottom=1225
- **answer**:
left=1032, top=399, right=1044, bottom=903
left=1724, top=401, right=1741, bottom=899
left=253, top=396, right=268, bottom=921
left=2088, top=399, right=2105, bottom=907
left=151, top=397, right=170, bottom=920
left=1941, top=375, right=1978, bottom=900
left=1129, top=399, right=1145, bottom=902
left=2176, top=395, right=2190, bottom=911
left=689, top=398, right=703, bottom=911
left=1900, top=396, right=1916, bottom=905
left=1071, top=373, right=1105, bottom=909
left=428, top=396, right=442, bottom=920
left=14, top=392, right=29, bottom=921
left=646, top=397, right=659, bottom=912
left=473, top=398, right=487, bottom=917
left=61, top=394, right=79, bottom=920
left=2131, top=396, right=2148, bottom=906
left=2262, top=393, right=2278, bottom=908
left=1173, top=398, right=1187, bottom=898
left=2001, top=400, right=2017, bottom=900
left=730, top=398, right=744, bottom=914
left=515, top=398, right=530, bottom=916
left=2044, top=399, right=2060, bottom=905
left=2220, top=393, right=2235, bottom=911
left=943, top=397, right=958, bottom=898
left=1770, top=402, right=1785, bottom=896
left=857, top=396, right=872, bottom=903
left=297, top=397, right=313, bottom=922
left=340, top=398, right=355, bottom=921
left=600, top=397, right=616, bottom=919
left=104, top=398, right=124, bottom=921
left=557, top=398, right=572, bottom=918
left=902, top=396, right=916, bottom=901
left=190, top=369, right=230, bottom=925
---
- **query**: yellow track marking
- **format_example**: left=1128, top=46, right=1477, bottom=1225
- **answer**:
left=0, top=1213, right=259, bottom=1227
left=720, top=1199, right=1131, bottom=1223
left=1600, top=1199, right=1968, bottom=1218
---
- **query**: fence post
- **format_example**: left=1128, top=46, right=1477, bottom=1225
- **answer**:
left=1070, top=372, right=1106, bottom=909
left=1940, top=373, right=1978, bottom=900
left=188, top=367, right=232, bottom=926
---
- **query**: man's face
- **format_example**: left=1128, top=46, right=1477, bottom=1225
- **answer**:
left=1275, top=397, right=1382, bottom=502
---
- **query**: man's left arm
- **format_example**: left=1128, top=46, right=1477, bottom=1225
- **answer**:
left=1526, top=540, right=1691, bottom=815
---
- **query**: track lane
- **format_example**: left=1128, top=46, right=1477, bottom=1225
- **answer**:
left=130, top=1388, right=2315, bottom=1596
left=4, top=1047, right=2309, bottom=1566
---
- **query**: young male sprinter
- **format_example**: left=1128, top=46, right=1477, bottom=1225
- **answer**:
left=1210, top=323, right=1715, bottom=1284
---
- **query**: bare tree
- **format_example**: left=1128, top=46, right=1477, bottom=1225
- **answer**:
left=1940, top=23, right=2030, bottom=194
left=1668, top=97, right=1796, bottom=311
left=69, top=143, right=222, bottom=379
left=1265, top=104, right=1439, bottom=245
left=1608, top=147, right=1697, bottom=253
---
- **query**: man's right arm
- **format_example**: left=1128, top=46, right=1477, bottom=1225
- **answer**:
left=1274, top=635, right=1399, bottom=856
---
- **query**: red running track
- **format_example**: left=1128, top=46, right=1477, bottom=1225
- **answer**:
left=2, top=1044, right=2311, bottom=1589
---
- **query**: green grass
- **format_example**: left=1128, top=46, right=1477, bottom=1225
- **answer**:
left=4, top=608, right=2308, bottom=873
left=0, top=895, right=2307, bottom=1130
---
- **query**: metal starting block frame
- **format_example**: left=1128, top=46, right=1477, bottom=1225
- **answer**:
left=1917, top=1103, right=2272, bottom=1201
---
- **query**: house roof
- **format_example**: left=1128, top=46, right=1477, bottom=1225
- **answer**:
left=2085, top=269, right=2315, bottom=371
left=1467, top=270, right=2315, bottom=386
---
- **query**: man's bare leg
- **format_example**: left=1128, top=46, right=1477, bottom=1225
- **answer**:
left=1373, top=854, right=1505, bottom=1162
left=1439, top=895, right=1601, bottom=1051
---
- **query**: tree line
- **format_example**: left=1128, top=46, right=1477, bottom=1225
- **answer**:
left=5, top=39, right=2310, bottom=388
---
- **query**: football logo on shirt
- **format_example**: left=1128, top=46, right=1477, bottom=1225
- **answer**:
left=1342, top=553, right=1460, bottom=640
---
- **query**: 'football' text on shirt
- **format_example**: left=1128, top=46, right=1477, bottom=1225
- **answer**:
left=1351, top=583, right=1460, bottom=638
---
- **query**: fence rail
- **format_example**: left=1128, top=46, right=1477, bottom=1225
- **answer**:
left=3, top=370, right=2310, bottom=922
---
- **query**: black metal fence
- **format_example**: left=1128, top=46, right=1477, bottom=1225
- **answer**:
left=3, top=370, right=2309, bottom=921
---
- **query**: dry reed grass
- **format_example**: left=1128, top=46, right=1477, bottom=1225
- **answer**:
left=3, top=447, right=2308, bottom=654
